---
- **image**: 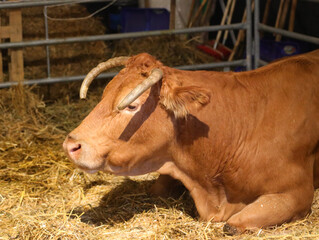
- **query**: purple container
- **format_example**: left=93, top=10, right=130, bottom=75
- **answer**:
left=260, top=39, right=303, bottom=62
left=120, top=8, right=169, bottom=33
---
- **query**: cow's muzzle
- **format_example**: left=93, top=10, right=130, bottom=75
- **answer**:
left=63, top=134, right=82, bottom=162
left=63, top=134, right=104, bottom=174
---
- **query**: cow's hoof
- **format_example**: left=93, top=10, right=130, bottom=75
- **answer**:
left=223, top=223, right=240, bottom=236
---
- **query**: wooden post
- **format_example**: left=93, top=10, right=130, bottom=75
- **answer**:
left=144, top=0, right=150, bottom=8
left=0, top=14, right=3, bottom=82
left=289, top=0, right=297, bottom=31
left=0, top=7, right=24, bottom=82
left=170, top=0, right=176, bottom=30
left=0, top=51, right=2, bottom=82
left=275, top=0, right=291, bottom=41
left=9, top=9, right=24, bottom=82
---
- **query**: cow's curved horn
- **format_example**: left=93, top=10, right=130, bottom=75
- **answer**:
left=80, top=56, right=129, bottom=99
left=117, top=68, right=163, bottom=110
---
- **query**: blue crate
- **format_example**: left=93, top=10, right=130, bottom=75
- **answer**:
left=109, top=13, right=121, bottom=32
left=120, top=8, right=169, bottom=33
left=260, top=38, right=307, bottom=62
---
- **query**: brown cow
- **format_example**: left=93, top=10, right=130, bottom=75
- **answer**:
left=63, top=50, right=319, bottom=234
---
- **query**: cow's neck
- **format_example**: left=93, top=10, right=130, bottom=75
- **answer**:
left=171, top=73, right=261, bottom=176
left=162, top=72, right=266, bottom=215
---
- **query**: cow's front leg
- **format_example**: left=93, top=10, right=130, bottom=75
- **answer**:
left=150, top=174, right=185, bottom=197
left=189, top=185, right=246, bottom=222
left=224, top=189, right=314, bottom=235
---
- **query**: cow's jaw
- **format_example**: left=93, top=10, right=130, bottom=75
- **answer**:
left=63, top=133, right=170, bottom=176
left=106, top=155, right=171, bottom=176
left=63, top=134, right=107, bottom=173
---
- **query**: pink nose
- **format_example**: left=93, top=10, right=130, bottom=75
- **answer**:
left=63, top=135, right=82, bottom=162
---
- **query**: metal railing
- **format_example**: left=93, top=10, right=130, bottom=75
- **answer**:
left=0, top=0, right=253, bottom=88
left=253, top=0, right=319, bottom=68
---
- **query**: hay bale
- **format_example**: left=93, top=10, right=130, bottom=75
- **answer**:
left=19, top=4, right=216, bottom=82
left=1, top=3, right=217, bottom=83
left=113, top=36, right=217, bottom=67
left=21, top=5, right=111, bottom=81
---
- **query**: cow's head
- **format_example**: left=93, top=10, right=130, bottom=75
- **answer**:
left=63, top=53, right=210, bottom=175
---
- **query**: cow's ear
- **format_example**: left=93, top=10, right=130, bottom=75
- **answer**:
left=160, top=85, right=210, bottom=118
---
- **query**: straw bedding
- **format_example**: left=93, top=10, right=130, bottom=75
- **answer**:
left=1, top=3, right=319, bottom=240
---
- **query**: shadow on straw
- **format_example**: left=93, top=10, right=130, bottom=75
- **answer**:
left=71, top=178, right=197, bottom=226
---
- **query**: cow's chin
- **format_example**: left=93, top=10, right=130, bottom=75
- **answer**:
left=73, top=155, right=123, bottom=175
left=72, top=154, right=106, bottom=174
left=74, top=160, right=104, bottom=174
left=76, top=161, right=124, bottom=175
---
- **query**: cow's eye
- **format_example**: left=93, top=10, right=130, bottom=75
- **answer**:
left=127, top=104, right=138, bottom=111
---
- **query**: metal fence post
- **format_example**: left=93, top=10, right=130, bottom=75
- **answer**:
left=254, top=0, right=260, bottom=69
left=44, top=6, right=51, bottom=78
left=246, top=0, right=252, bottom=71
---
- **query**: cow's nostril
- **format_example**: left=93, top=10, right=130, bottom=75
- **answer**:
left=66, top=142, right=82, bottom=162
left=70, top=144, right=81, bottom=153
